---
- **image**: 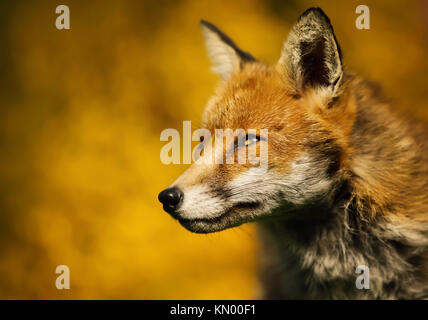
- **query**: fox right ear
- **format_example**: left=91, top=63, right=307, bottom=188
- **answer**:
left=200, top=20, right=255, bottom=80
left=277, top=8, right=343, bottom=96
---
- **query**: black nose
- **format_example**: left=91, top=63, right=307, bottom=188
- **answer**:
left=158, top=187, right=183, bottom=213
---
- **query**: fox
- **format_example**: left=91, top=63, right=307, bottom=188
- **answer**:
left=158, top=8, right=428, bottom=299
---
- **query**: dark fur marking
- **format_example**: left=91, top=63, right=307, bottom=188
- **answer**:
left=305, top=138, right=342, bottom=178
left=300, top=39, right=330, bottom=88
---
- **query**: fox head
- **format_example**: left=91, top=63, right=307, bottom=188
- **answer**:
left=158, top=8, right=357, bottom=233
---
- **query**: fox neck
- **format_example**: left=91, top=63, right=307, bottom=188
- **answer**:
left=259, top=186, right=427, bottom=299
left=258, top=78, right=428, bottom=299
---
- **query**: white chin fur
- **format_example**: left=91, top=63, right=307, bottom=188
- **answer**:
left=176, top=185, right=226, bottom=220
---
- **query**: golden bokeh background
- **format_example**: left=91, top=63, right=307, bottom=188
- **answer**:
left=0, top=0, right=427, bottom=299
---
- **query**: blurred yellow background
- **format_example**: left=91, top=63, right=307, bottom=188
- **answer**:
left=0, top=0, right=427, bottom=299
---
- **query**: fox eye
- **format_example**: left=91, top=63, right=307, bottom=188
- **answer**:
left=194, top=137, right=205, bottom=161
left=196, top=140, right=204, bottom=151
left=234, top=134, right=263, bottom=150
left=245, top=133, right=261, bottom=145
left=196, top=136, right=205, bottom=150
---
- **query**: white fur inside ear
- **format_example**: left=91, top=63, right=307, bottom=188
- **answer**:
left=201, top=26, right=240, bottom=79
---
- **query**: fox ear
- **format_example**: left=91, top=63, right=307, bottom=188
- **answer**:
left=277, top=8, right=343, bottom=95
left=200, top=20, right=255, bottom=80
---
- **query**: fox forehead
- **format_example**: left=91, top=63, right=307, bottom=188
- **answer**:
left=201, top=63, right=306, bottom=132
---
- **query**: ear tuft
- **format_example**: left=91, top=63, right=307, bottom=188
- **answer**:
left=277, top=7, right=343, bottom=95
left=200, top=20, right=255, bottom=80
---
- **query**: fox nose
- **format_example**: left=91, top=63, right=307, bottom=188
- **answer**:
left=158, top=187, right=184, bottom=213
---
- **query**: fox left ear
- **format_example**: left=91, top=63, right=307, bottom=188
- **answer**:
left=200, top=20, right=255, bottom=80
left=277, top=8, right=343, bottom=95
